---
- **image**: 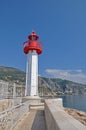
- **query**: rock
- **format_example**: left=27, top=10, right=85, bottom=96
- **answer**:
left=64, top=108, right=86, bottom=126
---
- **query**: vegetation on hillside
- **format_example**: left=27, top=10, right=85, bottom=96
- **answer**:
left=0, top=66, right=26, bottom=85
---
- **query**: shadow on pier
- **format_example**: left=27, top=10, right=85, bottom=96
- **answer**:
left=31, top=110, right=46, bottom=130
left=12, top=109, right=46, bottom=130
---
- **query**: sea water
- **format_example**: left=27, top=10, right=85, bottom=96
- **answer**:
left=57, top=94, right=86, bottom=112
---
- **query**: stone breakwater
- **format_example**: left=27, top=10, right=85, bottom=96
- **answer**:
left=64, top=108, right=86, bottom=126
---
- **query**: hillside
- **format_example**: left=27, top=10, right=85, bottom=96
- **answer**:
left=0, top=66, right=26, bottom=85
left=0, top=66, right=86, bottom=96
left=39, top=77, right=86, bottom=96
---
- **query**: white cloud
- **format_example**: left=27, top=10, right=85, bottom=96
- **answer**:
left=45, top=69, right=86, bottom=84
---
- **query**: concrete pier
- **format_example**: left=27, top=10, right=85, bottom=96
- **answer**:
left=12, top=98, right=86, bottom=130
left=45, top=99, right=86, bottom=130
left=12, top=108, right=46, bottom=130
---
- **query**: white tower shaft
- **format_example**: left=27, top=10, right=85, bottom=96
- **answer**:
left=25, top=50, right=38, bottom=96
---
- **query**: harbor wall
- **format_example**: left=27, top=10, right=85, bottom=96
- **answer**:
left=45, top=98, right=86, bottom=130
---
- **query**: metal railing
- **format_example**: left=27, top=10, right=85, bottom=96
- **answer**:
left=0, top=100, right=29, bottom=130
left=0, top=81, right=29, bottom=130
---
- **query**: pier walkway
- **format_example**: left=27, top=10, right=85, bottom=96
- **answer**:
left=12, top=108, right=46, bottom=130
left=10, top=98, right=86, bottom=130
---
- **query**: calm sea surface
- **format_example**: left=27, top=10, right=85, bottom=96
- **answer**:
left=57, top=94, right=86, bottom=112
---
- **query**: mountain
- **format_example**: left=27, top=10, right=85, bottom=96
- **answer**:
left=0, top=66, right=26, bottom=85
left=0, top=66, right=86, bottom=96
left=39, top=77, right=86, bottom=96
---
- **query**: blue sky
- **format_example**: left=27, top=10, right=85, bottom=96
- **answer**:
left=0, top=0, right=86, bottom=84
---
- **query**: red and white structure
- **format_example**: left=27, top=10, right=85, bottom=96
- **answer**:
left=23, top=32, right=42, bottom=96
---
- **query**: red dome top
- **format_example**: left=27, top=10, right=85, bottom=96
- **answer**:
left=28, top=31, right=39, bottom=40
left=23, top=31, right=42, bottom=55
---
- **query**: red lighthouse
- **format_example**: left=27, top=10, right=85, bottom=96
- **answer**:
left=23, top=32, right=42, bottom=96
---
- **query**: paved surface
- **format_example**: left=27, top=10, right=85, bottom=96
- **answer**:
left=12, top=108, right=46, bottom=130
